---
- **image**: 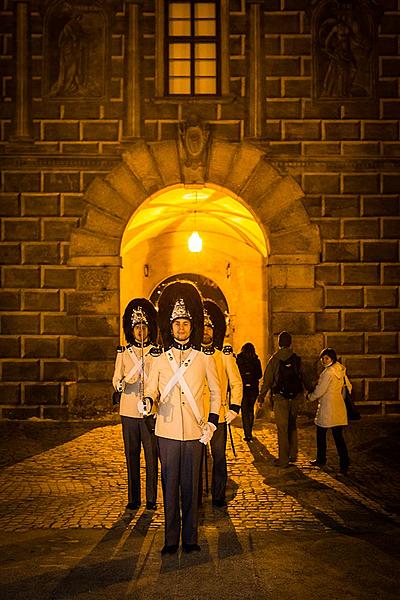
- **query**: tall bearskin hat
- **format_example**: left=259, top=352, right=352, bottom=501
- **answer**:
left=122, top=298, right=158, bottom=345
left=203, top=299, right=227, bottom=350
left=158, top=281, right=204, bottom=350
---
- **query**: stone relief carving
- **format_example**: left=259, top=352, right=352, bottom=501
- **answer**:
left=43, top=1, right=107, bottom=100
left=178, top=114, right=210, bottom=169
left=312, top=0, right=381, bottom=101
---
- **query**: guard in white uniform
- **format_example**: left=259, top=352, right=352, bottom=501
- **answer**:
left=145, top=282, right=221, bottom=555
left=112, top=298, right=160, bottom=511
left=201, top=300, right=243, bottom=507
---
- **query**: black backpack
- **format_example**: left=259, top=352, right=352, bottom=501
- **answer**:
left=273, top=353, right=303, bottom=399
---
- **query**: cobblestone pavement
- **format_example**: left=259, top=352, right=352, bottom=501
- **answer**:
left=0, top=418, right=398, bottom=534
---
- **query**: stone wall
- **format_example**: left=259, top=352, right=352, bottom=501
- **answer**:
left=0, top=0, right=399, bottom=418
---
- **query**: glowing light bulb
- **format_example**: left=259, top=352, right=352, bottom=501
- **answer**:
left=188, top=231, right=202, bottom=253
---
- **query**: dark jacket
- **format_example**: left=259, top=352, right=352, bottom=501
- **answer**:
left=236, top=352, right=262, bottom=394
left=258, top=346, right=307, bottom=402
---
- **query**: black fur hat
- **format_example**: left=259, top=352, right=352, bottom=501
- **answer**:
left=158, top=281, right=204, bottom=350
left=203, top=299, right=227, bottom=350
left=122, top=298, right=158, bottom=345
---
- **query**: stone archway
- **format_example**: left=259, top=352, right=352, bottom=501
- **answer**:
left=67, top=138, right=321, bottom=415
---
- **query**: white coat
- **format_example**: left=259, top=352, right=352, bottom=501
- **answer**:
left=205, top=349, right=243, bottom=423
left=112, top=345, right=157, bottom=418
left=145, top=347, right=221, bottom=441
left=308, top=361, right=351, bottom=428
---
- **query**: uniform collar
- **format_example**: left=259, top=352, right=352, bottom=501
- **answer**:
left=172, top=339, right=192, bottom=351
left=131, top=339, right=151, bottom=348
left=201, top=344, right=215, bottom=355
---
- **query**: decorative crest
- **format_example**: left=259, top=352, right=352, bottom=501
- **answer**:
left=170, top=298, right=192, bottom=322
left=131, top=307, right=148, bottom=327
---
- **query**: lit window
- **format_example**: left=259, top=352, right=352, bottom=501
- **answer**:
left=166, top=1, right=219, bottom=95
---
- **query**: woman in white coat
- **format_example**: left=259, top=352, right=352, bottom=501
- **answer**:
left=306, top=347, right=350, bottom=474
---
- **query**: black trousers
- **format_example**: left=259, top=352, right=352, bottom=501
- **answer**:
left=210, top=422, right=228, bottom=503
left=157, top=437, right=203, bottom=546
left=241, top=388, right=258, bottom=439
left=121, top=416, right=158, bottom=506
left=316, top=425, right=350, bottom=470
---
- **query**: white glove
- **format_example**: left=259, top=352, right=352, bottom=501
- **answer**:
left=225, top=409, right=238, bottom=425
left=137, top=397, right=152, bottom=416
left=199, top=422, right=217, bottom=445
left=116, top=380, right=125, bottom=393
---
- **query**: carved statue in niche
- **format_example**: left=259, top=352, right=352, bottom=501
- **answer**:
left=179, top=114, right=210, bottom=169
left=312, top=0, right=381, bottom=101
left=44, top=1, right=107, bottom=99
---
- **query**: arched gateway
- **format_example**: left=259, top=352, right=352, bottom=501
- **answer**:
left=67, top=138, right=321, bottom=416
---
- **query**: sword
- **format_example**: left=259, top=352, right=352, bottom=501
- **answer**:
left=228, top=423, right=236, bottom=457
left=204, top=444, right=209, bottom=495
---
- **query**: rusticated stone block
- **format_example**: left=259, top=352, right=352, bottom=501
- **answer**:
left=367, top=334, right=398, bottom=354
left=283, top=79, right=311, bottom=98
left=24, top=243, right=60, bottom=265
left=270, top=264, right=315, bottom=288
left=266, top=100, right=302, bottom=118
left=82, top=122, right=119, bottom=141
left=0, top=336, right=20, bottom=358
left=265, top=13, right=300, bottom=33
left=4, top=219, right=40, bottom=241
left=149, top=140, right=181, bottom=187
left=0, top=384, right=21, bottom=405
left=343, top=264, right=380, bottom=285
left=269, top=224, right=321, bottom=254
left=77, top=316, right=119, bottom=337
left=43, top=172, right=80, bottom=193
left=43, top=360, right=78, bottom=381
left=383, top=311, right=400, bottom=331
left=64, top=338, right=116, bottom=361
left=282, top=35, right=311, bottom=55
left=1, top=406, right=40, bottom=419
left=324, top=122, right=360, bottom=140
left=24, top=384, right=61, bottom=405
left=41, top=405, right=69, bottom=419
left=271, top=288, right=322, bottom=312
left=0, top=193, right=20, bottom=216
left=23, top=291, right=60, bottom=311
left=69, top=229, right=120, bottom=259
left=66, top=291, right=119, bottom=315
left=81, top=207, right=124, bottom=239
left=77, top=267, right=119, bottom=292
left=224, top=143, right=266, bottom=194
left=0, top=290, right=20, bottom=311
left=42, top=315, right=77, bottom=335
left=240, top=161, right=281, bottom=204
left=343, top=174, right=379, bottom=194
left=2, top=314, right=40, bottom=335
left=1, top=243, right=21, bottom=264
left=384, top=358, right=400, bottom=377
left=315, top=265, right=340, bottom=285
left=344, top=357, right=381, bottom=377
left=325, top=287, right=363, bottom=308
left=288, top=334, right=325, bottom=359
left=66, top=381, right=112, bottom=417
left=42, top=219, right=77, bottom=241
left=3, top=267, right=40, bottom=288
left=382, top=174, right=400, bottom=194
left=43, top=267, right=76, bottom=289
left=78, top=361, right=115, bottom=382
left=382, top=218, right=400, bottom=238
left=303, top=174, right=339, bottom=194
left=343, top=219, right=380, bottom=239
left=4, top=172, right=41, bottom=192
left=123, top=142, right=163, bottom=195
left=343, top=311, right=380, bottom=331
left=43, top=122, right=79, bottom=140
left=324, top=196, right=359, bottom=217
left=207, top=139, right=238, bottom=186
left=367, top=380, right=398, bottom=401
left=272, top=313, right=315, bottom=335
left=265, top=58, right=300, bottom=77
left=363, top=241, right=398, bottom=262
left=284, top=121, right=321, bottom=140
left=363, top=121, right=398, bottom=140
left=23, top=194, right=60, bottom=216
left=342, top=142, right=380, bottom=156
left=324, top=241, right=360, bottom=262
left=2, top=360, right=40, bottom=381
left=24, top=337, right=59, bottom=358
left=63, top=194, right=85, bottom=217
left=383, top=265, right=400, bottom=285
left=326, top=334, right=364, bottom=354
left=314, top=219, right=340, bottom=239
left=365, top=287, right=398, bottom=308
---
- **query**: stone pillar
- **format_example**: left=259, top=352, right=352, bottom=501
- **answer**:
left=247, top=0, right=263, bottom=138
left=11, top=0, right=33, bottom=142
left=123, top=0, right=142, bottom=139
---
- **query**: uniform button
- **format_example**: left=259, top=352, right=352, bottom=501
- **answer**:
left=182, top=402, right=185, bottom=405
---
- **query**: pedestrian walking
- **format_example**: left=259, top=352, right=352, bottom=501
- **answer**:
left=144, top=282, right=221, bottom=555
left=305, top=347, right=351, bottom=474
left=201, top=300, right=243, bottom=507
left=258, top=331, right=305, bottom=467
left=236, top=343, right=262, bottom=442
left=112, top=298, right=160, bottom=511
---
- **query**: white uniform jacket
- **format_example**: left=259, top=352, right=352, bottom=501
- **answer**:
left=308, top=362, right=351, bottom=428
left=112, top=344, right=159, bottom=418
left=145, top=347, right=221, bottom=441
left=205, top=349, right=243, bottom=423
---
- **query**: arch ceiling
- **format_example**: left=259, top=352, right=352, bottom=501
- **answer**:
left=121, top=186, right=268, bottom=258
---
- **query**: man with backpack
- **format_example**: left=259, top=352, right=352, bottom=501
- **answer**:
left=257, top=331, right=305, bottom=468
